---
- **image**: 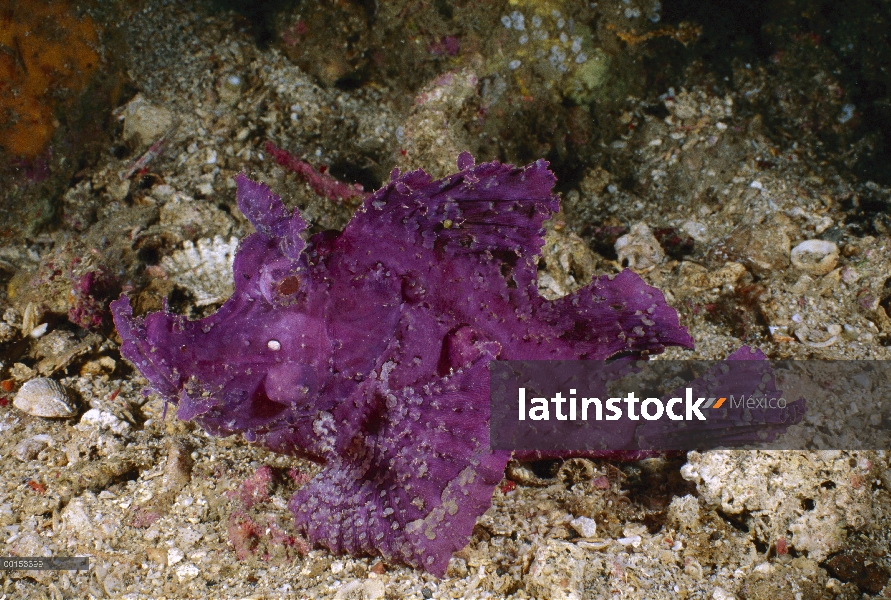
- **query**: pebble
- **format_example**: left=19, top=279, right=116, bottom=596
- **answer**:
left=176, top=563, right=200, bottom=583
left=363, top=578, right=386, bottom=600
left=790, top=240, right=839, bottom=276
left=13, top=377, right=77, bottom=418
left=683, top=261, right=747, bottom=292
left=616, top=535, right=642, bottom=547
left=80, top=356, right=117, bottom=377
left=842, top=324, right=859, bottom=341
left=28, top=323, right=48, bottom=338
left=840, top=266, right=859, bottom=283
left=682, top=220, right=709, bottom=242
left=814, top=216, right=833, bottom=234
left=120, top=93, right=176, bottom=150
left=159, top=439, right=195, bottom=496
left=145, top=547, right=168, bottom=566
left=167, top=547, right=185, bottom=566
left=569, top=516, right=597, bottom=538
left=706, top=218, right=791, bottom=276
left=713, top=587, right=737, bottom=600
left=824, top=550, right=890, bottom=595
left=218, top=74, right=244, bottom=105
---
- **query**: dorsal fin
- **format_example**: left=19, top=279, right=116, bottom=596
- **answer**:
left=338, top=154, right=559, bottom=288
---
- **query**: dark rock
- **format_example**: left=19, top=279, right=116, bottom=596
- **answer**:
left=824, top=551, right=889, bottom=595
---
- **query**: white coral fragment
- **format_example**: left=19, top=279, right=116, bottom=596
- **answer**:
left=682, top=450, right=877, bottom=561
left=615, top=222, right=665, bottom=271
left=161, top=236, right=239, bottom=306
left=790, top=239, right=839, bottom=276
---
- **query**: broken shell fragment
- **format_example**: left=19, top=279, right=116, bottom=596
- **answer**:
left=13, top=377, right=77, bottom=418
left=13, top=434, right=53, bottom=461
left=790, top=240, right=839, bottom=276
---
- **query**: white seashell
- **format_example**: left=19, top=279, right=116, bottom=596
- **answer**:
left=790, top=240, right=838, bottom=276
left=22, top=302, right=40, bottom=337
left=13, top=378, right=77, bottom=418
left=161, top=236, right=238, bottom=306
left=28, top=323, right=48, bottom=338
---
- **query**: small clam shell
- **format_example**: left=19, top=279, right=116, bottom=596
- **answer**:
left=790, top=240, right=839, bottom=276
left=13, top=377, right=77, bottom=418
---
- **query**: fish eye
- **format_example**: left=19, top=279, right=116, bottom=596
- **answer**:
left=277, top=275, right=302, bottom=296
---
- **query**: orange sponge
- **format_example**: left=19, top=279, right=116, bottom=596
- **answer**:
left=0, top=0, right=101, bottom=158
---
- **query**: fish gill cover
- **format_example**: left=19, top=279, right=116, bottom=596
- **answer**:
left=110, top=152, right=695, bottom=576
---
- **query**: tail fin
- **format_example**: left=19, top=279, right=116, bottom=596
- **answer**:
left=543, top=269, right=695, bottom=360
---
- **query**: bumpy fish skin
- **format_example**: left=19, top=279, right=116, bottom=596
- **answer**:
left=111, top=153, right=694, bottom=576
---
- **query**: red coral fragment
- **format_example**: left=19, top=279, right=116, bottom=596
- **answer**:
left=227, top=512, right=260, bottom=560
left=264, top=141, right=368, bottom=204
left=776, top=536, right=788, bottom=555
left=428, top=36, right=460, bottom=56
left=227, top=511, right=310, bottom=561
left=26, top=480, right=47, bottom=494
left=231, top=465, right=274, bottom=510
left=287, top=467, right=312, bottom=487
left=267, top=522, right=311, bottom=555
left=130, top=508, right=161, bottom=528
left=591, top=476, right=611, bottom=489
